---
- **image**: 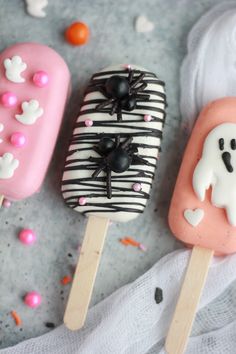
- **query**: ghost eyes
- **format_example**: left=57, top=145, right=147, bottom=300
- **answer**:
left=219, top=138, right=224, bottom=150
left=218, top=138, right=236, bottom=151
left=231, top=139, right=236, bottom=150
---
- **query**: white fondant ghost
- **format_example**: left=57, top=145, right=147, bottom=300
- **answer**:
left=0, top=153, right=19, bottom=179
left=193, top=123, right=236, bottom=226
left=25, top=0, right=48, bottom=18
left=15, top=100, right=43, bottom=125
left=4, top=56, right=27, bottom=83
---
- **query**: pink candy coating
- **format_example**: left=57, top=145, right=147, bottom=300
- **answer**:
left=24, top=291, right=41, bottom=308
left=19, top=229, right=36, bottom=245
left=144, top=114, right=152, bottom=122
left=3, top=199, right=11, bottom=208
left=10, top=132, right=26, bottom=148
left=85, top=119, right=93, bottom=127
left=78, top=197, right=87, bottom=206
left=1, top=92, right=17, bottom=107
left=33, top=71, right=49, bottom=87
left=132, top=183, right=142, bottom=192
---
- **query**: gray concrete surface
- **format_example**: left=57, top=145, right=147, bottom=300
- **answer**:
left=0, top=0, right=221, bottom=349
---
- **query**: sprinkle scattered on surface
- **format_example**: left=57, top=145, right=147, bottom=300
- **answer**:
left=45, top=322, right=55, bottom=329
left=61, top=275, right=72, bottom=285
left=120, top=237, right=147, bottom=251
left=11, top=311, right=22, bottom=326
left=154, top=287, right=163, bottom=304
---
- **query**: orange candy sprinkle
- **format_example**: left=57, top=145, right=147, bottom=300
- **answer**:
left=11, top=311, right=22, bottom=326
left=61, top=275, right=72, bottom=285
left=65, top=22, right=90, bottom=46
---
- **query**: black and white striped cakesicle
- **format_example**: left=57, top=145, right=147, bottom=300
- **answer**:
left=62, top=64, right=166, bottom=222
left=62, top=64, right=166, bottom=331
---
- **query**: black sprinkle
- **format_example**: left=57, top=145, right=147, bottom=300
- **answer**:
left=154, top=287, right=163, bottom=304
left=5, top=324, right=9, bottom=328
left=45, top=322, right=55, bottom=329
left=68, top=253, right=73, bottom=257
left=7, top=243, right=10, bottom=247
left=60, top=290, right=64, bottom=295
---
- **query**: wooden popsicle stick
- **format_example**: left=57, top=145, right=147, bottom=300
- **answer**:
left=165, top=246, right=213, bottom=354
left=0, top=195, right=4, bottom=207
left=64, top=215, right=110, bottom=331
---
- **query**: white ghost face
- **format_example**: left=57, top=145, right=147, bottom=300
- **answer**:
left=193, top=123, right=236, bottom=226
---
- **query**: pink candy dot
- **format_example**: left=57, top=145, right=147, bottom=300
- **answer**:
left=3, top=199, right=11, bottom=208
left=124, top=64, right=132, bottom=70
left=33, top=71, right=49, bottom=87
left=78, top=197, right=87, bottom=206
left=24, top=291, right=41, bottom=308
left=85, top=119, right=93, bottom=127
left=18, top=229, right=36, bottom=245
left=1, top=92, right=17, bottom=107
left=132, top=183, right=142, bottom=192
left=144, top=114, right=152, bottom=122
left=10, top=132, right=26, bottom=148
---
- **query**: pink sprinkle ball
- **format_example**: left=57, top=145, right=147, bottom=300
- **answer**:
left=24, top=291, right=41, bottom=308
left=78, top=197, right=87, bottom=206
left=18, top=229, right=36, bottom=245
left=124, top=64, right=132, bottom=70
left=3, top=199, right=11, bottom=208
left=1, top=92, right=17, bottom=107
left=144, top=114, right=152, bottom=122
left=132, top=183, right=142, bottom=192
left=10, top=132, right=26, bottom=148
left=33, top=71, right=49, bottom=87
left=85, top=119, right=93, bottom=127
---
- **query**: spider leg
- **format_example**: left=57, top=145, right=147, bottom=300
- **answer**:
left=96, top=98, right=114, bottom=111
left=127, top=145, right=138, bottom=154
left=92, top=164, right=107, bottom=178
left=93, top=146, right=104, bottom=156
left=106, top=168, right=112, bottom=199
left=115, top=135, right=121, bottom=148
left=130, top=73, right=145, bottom=88
left=128, top=70, right=134, bottom=85
left=117, top=105, right=123, bottom=121
left=121, top=136, right=133, bottom=149
left=97, top=86, right=109, bottom=98
left=110, top=101, right=118, bottom=115
left=132, top=82, right=147, bottom=93
left=132, top=155, right=152, bottom=166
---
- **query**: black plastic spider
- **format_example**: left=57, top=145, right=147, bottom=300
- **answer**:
left=95, top=69, right=150, bottom=121
left=89, top=135, right=151, bottom=199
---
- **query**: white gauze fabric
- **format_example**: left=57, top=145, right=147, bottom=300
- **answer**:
left=1, top=250, right=236, bottom=353
left=180, top=2, right=236, bottom=131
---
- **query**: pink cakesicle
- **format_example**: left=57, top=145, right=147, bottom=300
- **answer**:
left=169, top=97, right=236, bottom=255
left=166, top=97, right=236, bottom=354
left=0, top=42, right=70, bottom=202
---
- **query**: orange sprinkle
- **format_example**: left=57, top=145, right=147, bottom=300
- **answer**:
left=11, top=311, right=22, bottom=326
left=125, top=237, right=140, bottom=247
left=61, top=275, right=72, bottom=285
left=120, top=237, right=140, bottom=247
left=120, top=239, right=130, bottom=246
